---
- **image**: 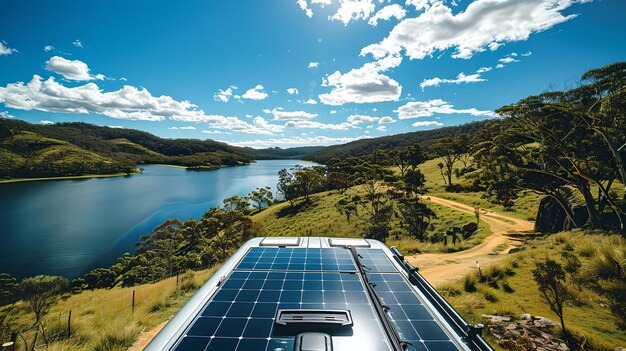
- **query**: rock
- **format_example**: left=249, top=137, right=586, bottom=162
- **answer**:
left=461, top=222, right=478, bottom=239
left=481, top=314, right=512, bottom=323
left=520, top=313, right=533, bottom=320
left=534, top=316, right=556, bottom=328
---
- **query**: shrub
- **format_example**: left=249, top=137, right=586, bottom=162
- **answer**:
left=463, top=275, right=477, bottom=293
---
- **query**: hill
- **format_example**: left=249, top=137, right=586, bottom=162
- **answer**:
left=304, top=120, right=488, bottom=163
left=244, top=146, right=325, bottom=160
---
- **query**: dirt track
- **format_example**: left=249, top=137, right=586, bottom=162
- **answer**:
left=406, top=196, right=535, bottom=286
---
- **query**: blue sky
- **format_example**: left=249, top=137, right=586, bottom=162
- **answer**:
left=0, top=0, right=624, bottom=148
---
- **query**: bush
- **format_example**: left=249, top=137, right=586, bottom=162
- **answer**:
left=463, top=275, right=477, bottom=293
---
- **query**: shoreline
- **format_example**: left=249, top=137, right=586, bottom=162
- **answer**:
left=0, top=172, right=138, bottom=184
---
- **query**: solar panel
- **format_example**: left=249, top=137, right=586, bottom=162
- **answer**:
left=367, top=272, right=460, bottom=350
left=357, top=248, right=398, bottom=273
left=172, top=249, right=392, bottom=351
left=235, top=247, right=356, bottom=271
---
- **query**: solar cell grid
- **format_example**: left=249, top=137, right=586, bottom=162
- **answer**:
left=366, top=273, right=461, bottom=350
left=173, top=269, right=386, bottom=351
left=236, top=247, right=356, bottom=271
left=357, top=248, right=398, bottom=273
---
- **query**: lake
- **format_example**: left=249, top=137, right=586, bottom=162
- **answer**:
left=0, top=160, right=316, bottom=279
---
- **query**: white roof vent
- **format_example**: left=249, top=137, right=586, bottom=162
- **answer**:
left=259, top=237, right=302, bottom=247
left=328, top=238, right=370, bottom=248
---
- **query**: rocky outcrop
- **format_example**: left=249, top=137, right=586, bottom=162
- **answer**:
left=482, top=313, right=569, bottom=351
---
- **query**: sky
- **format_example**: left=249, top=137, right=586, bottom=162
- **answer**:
left=0, top=0, right=624, bottom=148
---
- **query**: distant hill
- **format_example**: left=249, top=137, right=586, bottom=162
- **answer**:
left=0, top=119, right=254, bottom=179
left=304, top=121, right=489, bottom=163
left=244, top=146, right=325, bottom=160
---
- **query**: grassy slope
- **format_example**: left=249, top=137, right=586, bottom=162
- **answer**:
left=419, top=157, right=542, bottom=221
left=0, top=268, right=218, bottom=351
left=441, top=231, right=626, bottom=350
left=252, top=186, right=491, bottom=254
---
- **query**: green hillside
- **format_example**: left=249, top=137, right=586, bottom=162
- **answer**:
left=304, top=121, right=487, bottom=163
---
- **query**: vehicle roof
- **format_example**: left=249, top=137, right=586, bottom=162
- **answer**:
left=145, top=237, right=492, bottom=351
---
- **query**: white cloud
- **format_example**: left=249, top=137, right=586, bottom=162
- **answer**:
left=0, top=111, right=14, bottom=118
left=214, top=86, right=237, bottom=102
left=361, top=0, right=586, bottom=61
left=331, top=0, right=376, bottom=25
left=308, top=61, right=320, bottom=68
left=40, top=120, right=54, bottom=125
left=330, top=110, right=337, bottom=114
left=271, top=109, right=318, bottom=121
left=297, top=0, right=313, bottom=17
left=376, top=125, right=387, bottom=131
left=368, top=4, right=406, bottom=26
left=521, top=51, right=533, bottom=57
left=420, top=72, right=485, bottom=90
left=169, top=126, right=197, bottom=130
left=262, top=108, right=271, bottom=114
left=395, top=99, right=496, bottom=119
left=496, top=63, right=505, bottom=69
left=412, top=121, right=444, bottom=127
left=107, top=125, right=125, bottom=129
left=287, top=88, right=299, bottom=95
left=284, top=120, right=354, bottom=130
left=45, top=56, right=105, bottom=81
left=231, top=135, right=369, bottom=148
left=405, top=0, right=441, bottom=11
left=476, top=66, right=492, bottom=73
left=304, top=98, right=318, bottom=105
left=319, top=57, right=402, bottom=105
left=347, top=114, right=396, bottom=125
left=73, top=39, right=83, bottom=48
left=44, top=45, right=55, bottom=52
left=242, top=85, right=268, bottom=100
left=0, top=75, right=284, bottom=136
left=202, top=130, right=223, bottom=134
left=0, top=41, right=17, bottom=56
left=498, top=56, right=519, bottom=64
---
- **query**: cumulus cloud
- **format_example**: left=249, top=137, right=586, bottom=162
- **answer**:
left=361, top=0, right=586, bottom=61
left=319, top=56, right=402, bottom=105
left=73, top=39, right=83, bottom=48
left=420, top=72, right=485, bottom=90
left=406, top=0, right=441, bottom=11
left=202, top=130, right=224, bottom=134
left=346, top=114, right=396, bottom=125
left=368, top=4, right=406, bottom=26
left=395, top=99, right=496, bottom=119
left=214, top=86, right=237, bottom=102
left=331, top=0, right=376, bottom=25
left=40, top=120, right=54, bottom=125
left=308, top=61, right=319, bottom=69
left=271, top=109, right=318, bottom=121
left=376, top=125, right=387, bottom=131
left=169, top=126, right=196, bottom=130
left=297, top=0, right=313, bottom=17
left=498, top=56, right=519, bottom=64
left=0, top=41, right=17, bottom=56
left=44, top=45, right=55, bottom=52
left=330, top=110, right=337, bottom=114
left=0, top=75, right=284, bottom=135
left=231, top=135, right=369, bottom=148
left=287, top=88, right=299, bottom=95
left=304, top=98, right=317, bottom=105
left=45, top=56, right=105, bottom=81
left=242, top=85, right=268, bottom=100
left=412, top=121, right=444, bottom=127
left=476, top=66, right=492, bottom=73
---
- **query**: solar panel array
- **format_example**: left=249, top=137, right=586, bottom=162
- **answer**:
left=357, top=249, right=461, bottom=351
left=172, top=248, right=394, bottom=351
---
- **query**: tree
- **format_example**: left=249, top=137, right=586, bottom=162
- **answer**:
left=222, top=195, right=251, bottom=214
left=337, top=180, right=394, bottom=242
left=430, top=137, right=462, bottom=186
left=0, top=273, right=17, bottom=305
left=247, top=187, right=273, bottom=210
left=136, top=218, right=185, bottom=278
left=394, top=196, right=435, bottom=241
left=533, top=260, right=570, bottom=338
left=19, top=275, right=69, bottom=345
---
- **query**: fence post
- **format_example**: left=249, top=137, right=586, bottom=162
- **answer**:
left=67, top=310, right=72, bottom=338
left=132, top=290, right=136, bottom=315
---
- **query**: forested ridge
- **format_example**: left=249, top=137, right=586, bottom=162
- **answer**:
left=0, top=120, right=322, bottom=179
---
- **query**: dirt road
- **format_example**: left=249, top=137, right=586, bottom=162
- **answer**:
left=406, top=196, right=535, bottom=286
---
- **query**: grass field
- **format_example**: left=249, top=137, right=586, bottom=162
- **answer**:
left=440, top=231, right=626, bottom=350
left=0, top=268, right=218, bottom=351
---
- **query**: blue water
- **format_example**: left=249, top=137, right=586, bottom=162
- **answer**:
left=0, top=160, right=315, bottom=279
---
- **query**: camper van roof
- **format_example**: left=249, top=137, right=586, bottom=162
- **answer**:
left=145, top=237, right=493, bottom=351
